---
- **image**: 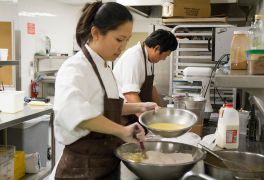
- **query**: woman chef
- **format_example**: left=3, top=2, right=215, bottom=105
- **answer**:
left=49, top=2, right=157, bottom=179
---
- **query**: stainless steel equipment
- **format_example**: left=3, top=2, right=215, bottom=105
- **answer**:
left=249, top=96, right=264, bottom=141
left=164, top=95, right=206, bottom=124
left=182, top=67, right=213, bottom=113
left=200, top=144, right=250, bottom=171
left=154, top=25, right=238, bottom=109
left=139, top=108, right=197, bottom=138
left=204, top=151, right=264, bottom=179
left=115, top=141, right=206, bottom=180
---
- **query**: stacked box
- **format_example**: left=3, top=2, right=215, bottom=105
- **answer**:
left=0, top=145, right=15, bottom=180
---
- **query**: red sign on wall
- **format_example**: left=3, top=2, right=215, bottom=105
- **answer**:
left=27, top=23, right=35, bottom=35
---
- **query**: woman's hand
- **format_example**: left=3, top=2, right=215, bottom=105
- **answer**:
left=141, top=102, right=160, bottom=113
left=118, top=123, right=145, bottom=143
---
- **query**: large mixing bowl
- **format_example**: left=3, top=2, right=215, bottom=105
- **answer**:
left=139, top=108, right=198, bottom=138
left=115, top=141, right=206, bottom=180
left=204, top=151, right=264, bottom=179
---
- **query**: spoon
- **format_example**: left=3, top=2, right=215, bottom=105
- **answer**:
left=198, top=143, right=251, bottom=171
left=134, top=125, right=148, bottom=159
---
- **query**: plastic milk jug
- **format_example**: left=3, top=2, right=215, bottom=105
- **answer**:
left=216, top=103, right=239, bottom=149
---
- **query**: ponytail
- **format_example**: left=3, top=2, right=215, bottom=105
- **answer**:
left=76, top=2, right=102, bottom=47
left=76, top=2, right=133, bottom=48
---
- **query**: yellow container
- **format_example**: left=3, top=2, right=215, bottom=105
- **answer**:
left=246, top=49, right=264, bottom=75
left=14, top=151, right=25, bottom=180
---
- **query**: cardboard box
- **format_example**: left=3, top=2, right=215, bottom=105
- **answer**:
left=162, top=0, right=211, bottom=18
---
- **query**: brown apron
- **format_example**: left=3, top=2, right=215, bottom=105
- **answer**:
left=55, top=46, right=124, bottom=180
left=124, top=43, right=155, bottom=129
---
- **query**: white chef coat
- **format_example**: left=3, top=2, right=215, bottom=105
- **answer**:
left=49, top=45, right=120, bottom=179
left=53, top=45, right=119, bottom=145
left=113, top=42, right=154, bottom=100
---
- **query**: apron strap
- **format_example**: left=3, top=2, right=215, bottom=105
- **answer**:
left=141, top=42, right=154, bottom=77
left=82, top=46, right=108, bottom=96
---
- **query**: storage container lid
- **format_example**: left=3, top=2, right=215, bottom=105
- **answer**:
left=246, top=49, right=264, bottom=54
left=233, top=30, right=248, bottom=35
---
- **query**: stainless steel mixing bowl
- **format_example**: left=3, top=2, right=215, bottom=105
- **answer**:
left=139, top=108, right=198, bottom=138
left=115, top=141, right=206, bottom=180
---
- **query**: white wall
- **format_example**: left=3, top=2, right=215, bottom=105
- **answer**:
left=0, top=2, right=19, bottom=30
left=18, top=0, right=82, bottom=95
left=0, top=0, right=155, bottom=96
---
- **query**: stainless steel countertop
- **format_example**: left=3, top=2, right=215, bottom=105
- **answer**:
left=0, top=104, right=53, bottom=130
left=214, top=69, right=264, bottom=88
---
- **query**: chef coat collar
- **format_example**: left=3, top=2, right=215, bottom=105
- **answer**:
left=85, top=44, right=108, bottom=68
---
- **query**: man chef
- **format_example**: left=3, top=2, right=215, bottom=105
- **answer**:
left=113, top=29, right=178, bottom=126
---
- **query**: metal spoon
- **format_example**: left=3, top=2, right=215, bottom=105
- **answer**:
left=199, top=143, right=251, bottom=171
left=134, top=125, right=148, bottom=159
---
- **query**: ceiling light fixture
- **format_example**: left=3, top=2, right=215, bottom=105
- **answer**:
left=18, top=11, right=57, bottom=17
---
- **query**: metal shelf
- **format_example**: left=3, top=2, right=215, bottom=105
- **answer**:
left=23, top=166, right=51, bottom=180
left=169, top=24, right=236, bottom=108
left=178, top=48, right=210, bottom=52
left=178, top=40, right=208, bottom=44
left=175, top=32, right=212, bottom=36
left=178, top=56, right=212, bottom=59
left=0, top=105, right=55, bottom=180
left=215, top=70, right=264, bottom=88
left=0, top=60, right=19, bottom=66
left=34, top=55, right=67, bottom=97
left=177, top=63, right=216, bottom=67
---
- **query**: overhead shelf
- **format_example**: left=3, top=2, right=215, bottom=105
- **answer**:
left=214, top=70, right=264, bottom=88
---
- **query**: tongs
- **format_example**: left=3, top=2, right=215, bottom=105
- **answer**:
left=134, top=125, right=148, bottom=159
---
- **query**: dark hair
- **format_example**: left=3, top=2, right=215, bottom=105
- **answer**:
left=76, top=2, right=133, bottom=47
left=144, top=29, right=178, bottom=53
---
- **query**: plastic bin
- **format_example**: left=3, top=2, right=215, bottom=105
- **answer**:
left=14, top=151, right=25, bottom=180
left=246, top=49, right=264, bottom=75
left=7, top=115, right=49, bottom=167
left=0, top=145, right=15, bottom=180
left=0, top=91, right=24, bottom=113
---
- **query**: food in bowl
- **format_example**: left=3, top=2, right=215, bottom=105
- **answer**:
left=115, top=141, right=205, bottom=180
left=148, top=122, right=186, bottom=131
left=139, top=108, right=198, bottom=138
left=122, top=151, right=193, bottom=165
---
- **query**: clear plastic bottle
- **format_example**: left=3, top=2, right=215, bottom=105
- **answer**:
left=230, top=31, right=249, bottom=70
left=216, top=103, right=239, bottom=149
left=45, top=36, right=51, bottom=55
left=250, top=15, right=264, bottom=49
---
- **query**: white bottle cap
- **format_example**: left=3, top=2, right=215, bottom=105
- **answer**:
left=167, top=104, right=174, bottom=108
